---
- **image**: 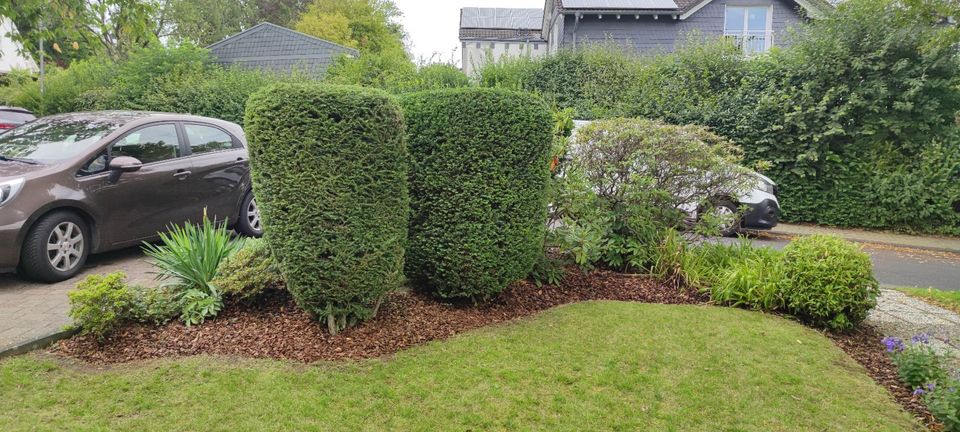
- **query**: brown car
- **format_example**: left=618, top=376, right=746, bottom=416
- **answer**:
left=0, top=111, right=262, bottom=282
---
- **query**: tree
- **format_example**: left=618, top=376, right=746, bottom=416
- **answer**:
left=165, top=0, right=258, bottom=46
left=294, top=0, right=406, bottom=53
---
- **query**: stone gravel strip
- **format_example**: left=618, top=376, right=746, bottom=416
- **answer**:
left=867, top=289, right=960, bottom=364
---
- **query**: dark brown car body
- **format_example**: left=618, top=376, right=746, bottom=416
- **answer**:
left=0, top=111, right=253, bottom=273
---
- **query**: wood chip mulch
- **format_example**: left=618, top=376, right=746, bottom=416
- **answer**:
left=829, top=326, right=941, bottom=430
left=52, top=269, right=706, bottom=364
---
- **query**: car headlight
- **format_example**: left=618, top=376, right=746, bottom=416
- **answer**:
left=758, top=179, right=776, bottom=195
left=0, top=178, right=25, bottom=206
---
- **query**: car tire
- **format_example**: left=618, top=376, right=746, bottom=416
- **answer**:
left=19, top=211, right=91, bottom=283
left=236, top=191, right=263, bottom=238
left=708, top=199, right=742, bottom=238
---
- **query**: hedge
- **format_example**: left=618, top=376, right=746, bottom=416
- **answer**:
left=244, top=83, right=408, bottom=334
left=400, top=88, right=553, bottom=300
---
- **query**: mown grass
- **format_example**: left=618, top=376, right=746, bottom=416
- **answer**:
left=0, top=302, right=918, bottom=431
left=897, top=287, right=960, bottom=313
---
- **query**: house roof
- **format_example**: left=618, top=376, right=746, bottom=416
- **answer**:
left=460, top=8, right=544, bottom=30
left=560, top=0, right=679, bottom=10
left=206, top=23, right=358, bottom=76
left=460, top=28, right=546, bottom=42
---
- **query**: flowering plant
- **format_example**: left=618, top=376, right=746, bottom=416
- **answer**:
left=883, top=335, right=948, bottom=391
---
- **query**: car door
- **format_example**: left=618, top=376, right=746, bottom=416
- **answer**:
left=178, top=122, right=249, bottom=225
left=77, top=122, right=194, bottom=247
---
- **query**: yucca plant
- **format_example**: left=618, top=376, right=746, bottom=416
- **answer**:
left=142, top=212, right=243, bottom=297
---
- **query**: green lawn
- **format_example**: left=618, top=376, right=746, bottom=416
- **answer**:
left=1, top=302, right=918, bottom=431
left=897, top=287, right=960, bottom=313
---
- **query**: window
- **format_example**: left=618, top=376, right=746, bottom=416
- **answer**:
left=476, top=42, right=481, bottom=48
left=78, top=151, right=108, bottom=176
left=489, top=42, right=495, bottom=49
left=534, top=43, right=540, bottom=50
left=504, top=43, right=511, bottom=50
left=184, top=124, right=234, bottom=155
left=724, top=6, right=772, bottom=54
left=111, top=124, right=180, bottom=164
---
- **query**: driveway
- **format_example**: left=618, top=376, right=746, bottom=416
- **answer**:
left=0, top=248, right=155, bottom=352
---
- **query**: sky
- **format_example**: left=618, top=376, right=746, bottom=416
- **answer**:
left=393, top=0, right=543, bottom=65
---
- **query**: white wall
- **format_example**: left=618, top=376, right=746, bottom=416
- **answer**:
left=0, top=17, right=38, bottom=74
left=461, top=39, right=546, bottom=78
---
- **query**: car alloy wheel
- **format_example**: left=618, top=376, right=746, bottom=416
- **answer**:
left=247, top=198, right=262, bottom=233
left=46, top=221, right=84, bottom=272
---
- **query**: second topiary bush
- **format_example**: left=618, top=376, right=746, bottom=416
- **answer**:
left=400, top=88, right=553, bottom=300
left=244, top=83, right=409, bottom=334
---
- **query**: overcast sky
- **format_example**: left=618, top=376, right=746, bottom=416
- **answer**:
left=394, top=0, right=543, bottom=65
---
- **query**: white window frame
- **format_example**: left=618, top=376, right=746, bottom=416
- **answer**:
left=723, top=5, right=774, bottom=54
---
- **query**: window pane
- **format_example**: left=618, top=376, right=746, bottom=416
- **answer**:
left=724, top=7, right=745, bottom=33
left=747, top=7, right=768, bottom=32
left=112, top=124, right=180, bottom=164
left=185, top=124, right=234, bottom=154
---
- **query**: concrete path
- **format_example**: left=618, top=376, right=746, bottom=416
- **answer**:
left=867, top=289, right=960, bottom=362
left=772, top=223, right=960, bottom=254
left=0, top=248, right=155, bottom=354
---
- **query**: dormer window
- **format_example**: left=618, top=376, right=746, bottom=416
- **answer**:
left=724, top=6, right=773, bottom=54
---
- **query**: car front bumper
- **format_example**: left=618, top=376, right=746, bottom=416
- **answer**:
left=0, top=219, right=23, bottom=271
left=742, top=199, right=780, bottom=230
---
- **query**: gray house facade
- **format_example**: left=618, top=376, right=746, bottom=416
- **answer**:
left=208, top=23, right=358, bottom=77
left=543, top=0, right=828, bottom=54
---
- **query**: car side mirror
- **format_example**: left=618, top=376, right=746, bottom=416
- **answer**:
left=108, top=156, right=142, bottom=182
left=109, top=156, right=143, bottom=173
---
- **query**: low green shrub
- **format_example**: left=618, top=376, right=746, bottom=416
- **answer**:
left=67, top=273, right=133, bottom=340
left=245, top=83, right=409, bottom=334
left=179, top=289, right=224, bottom=326
left=780, top=235, right=880, bottom=331
left=884, top=335, right=948, bottom=390
left=128, top=285, right=180, bottom=326
left=400, top=88, right=553, bottom=300
left=925, top=378, right=960, bottom=432
left=211, top=238, right=283, bottom=300
left=711, top=247, right=784, bottom=311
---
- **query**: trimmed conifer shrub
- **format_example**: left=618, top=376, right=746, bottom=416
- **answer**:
left=400, top=88, right=553, bottom=300
left=244, top=83, right=408, bottom=334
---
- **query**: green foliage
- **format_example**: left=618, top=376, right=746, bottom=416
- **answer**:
left=67, top=273, right=132, bottom=340
left=165, top=0, right=259, bottom=46
left=211, top=238, right=283, bottom=300
left=926, top=378, right=960, bottom=432
left=390, top=63, right=471, bottom=93
left=780, top=235, right=880, bottom=331
left=0, top=57, right=116, bottom=116
left=244, top=83, right=408, bottom=333
left=710, top=247, right=784, bottom=310
left=400, top=88, right=553, bottom=300
left=552, top=118, right=752, bottom=272
left=128, top=285, right=181, bottom=326
left=179, top=289, right=224, bottom=326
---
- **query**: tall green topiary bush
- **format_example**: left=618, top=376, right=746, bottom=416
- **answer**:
left=244, top=83, right=409, bottom=334
left=401, top=88, right=553, bottom=300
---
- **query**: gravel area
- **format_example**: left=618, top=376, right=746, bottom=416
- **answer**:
left=867, top=289, right=960, bottom=366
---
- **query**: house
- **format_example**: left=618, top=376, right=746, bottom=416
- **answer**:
left=459, top=8, right=547, bottom=77
left=0, top=17, right=38, bottom=74
left=208, top=22, right=358, bottom=77
left=460, top=0, right=829, bottom=70
left=543, top=0, right=828, bottom=54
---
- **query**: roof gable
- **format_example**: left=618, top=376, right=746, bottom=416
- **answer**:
left=207, top=22, right=359, bottom=56
left=560, top=0, right=679, bottom=10
left=460, top=8, right=544, bottom=30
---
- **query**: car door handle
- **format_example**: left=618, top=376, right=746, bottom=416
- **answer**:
left=173, top=170, right=192, bottom=180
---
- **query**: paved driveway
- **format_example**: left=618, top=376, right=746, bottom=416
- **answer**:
left=0, top=248, right=155, bottom=351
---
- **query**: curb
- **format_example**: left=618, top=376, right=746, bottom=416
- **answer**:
left=0, top=328, right=78, bottom=360
left=759, top=230, right=960, bottom=255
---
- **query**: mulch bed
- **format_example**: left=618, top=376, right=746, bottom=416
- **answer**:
left=53, top=269, right=705, bottom=364
left=829, top=326, right=941, bottom=430
left=52, top=269, right=939, bottom=429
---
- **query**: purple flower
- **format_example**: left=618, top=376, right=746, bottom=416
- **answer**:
left=883, top=337, right=905, bottom=353
left=911, top=334, right=930, bottom=345
left=914, top=388, right=926, bottom=396
left=927, top=383, right=938, bottom=391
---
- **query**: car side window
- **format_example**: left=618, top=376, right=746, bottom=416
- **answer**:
left=184, top=124, right=234, bottom=155
left=111, top=124, right=180, bottom=164
left=77, top=151, right=108, bottom=176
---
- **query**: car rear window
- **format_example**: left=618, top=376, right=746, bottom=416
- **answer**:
left=0, top=111, right=35, bottom=124
left=0, top=117, right=125, bottom=163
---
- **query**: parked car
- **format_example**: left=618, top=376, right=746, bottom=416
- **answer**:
left=570, top=120, right=780, bottom=236
left=0, top=106, right=36, bottom=130
left=0, top=111, right=262, bottom=282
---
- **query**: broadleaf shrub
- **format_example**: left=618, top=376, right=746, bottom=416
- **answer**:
left=245, top=83, right=408, bottom=333
left=400, top=88, right=553, bottom=300
left=780, top=235, right=880, bottom=331
left=67, top=272, right=132, bottom=340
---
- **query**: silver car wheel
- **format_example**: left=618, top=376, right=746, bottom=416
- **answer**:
left=247, top=198, right=262, bottom=232
left=46, top=222, right=84, bottom=272
left=713, top=205, right=737, bottom=233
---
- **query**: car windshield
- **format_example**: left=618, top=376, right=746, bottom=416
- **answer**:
left=0, top=117, right=124, bottom=162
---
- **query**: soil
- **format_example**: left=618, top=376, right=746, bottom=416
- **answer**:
left=53, top=269, right=705, bottom=364
left=829, top=326, right=941, bottom=430
left=52, top=269, right=939, bottom=428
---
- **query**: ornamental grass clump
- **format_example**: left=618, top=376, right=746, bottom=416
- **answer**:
left=244, top=83, right=408, bottom=334
left=400, top=88, right=553, bottom=300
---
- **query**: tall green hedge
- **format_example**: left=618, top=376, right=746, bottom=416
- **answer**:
left=244, top=83, right=408, bottom=334
left=400, top=88, right=553, bottom=300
